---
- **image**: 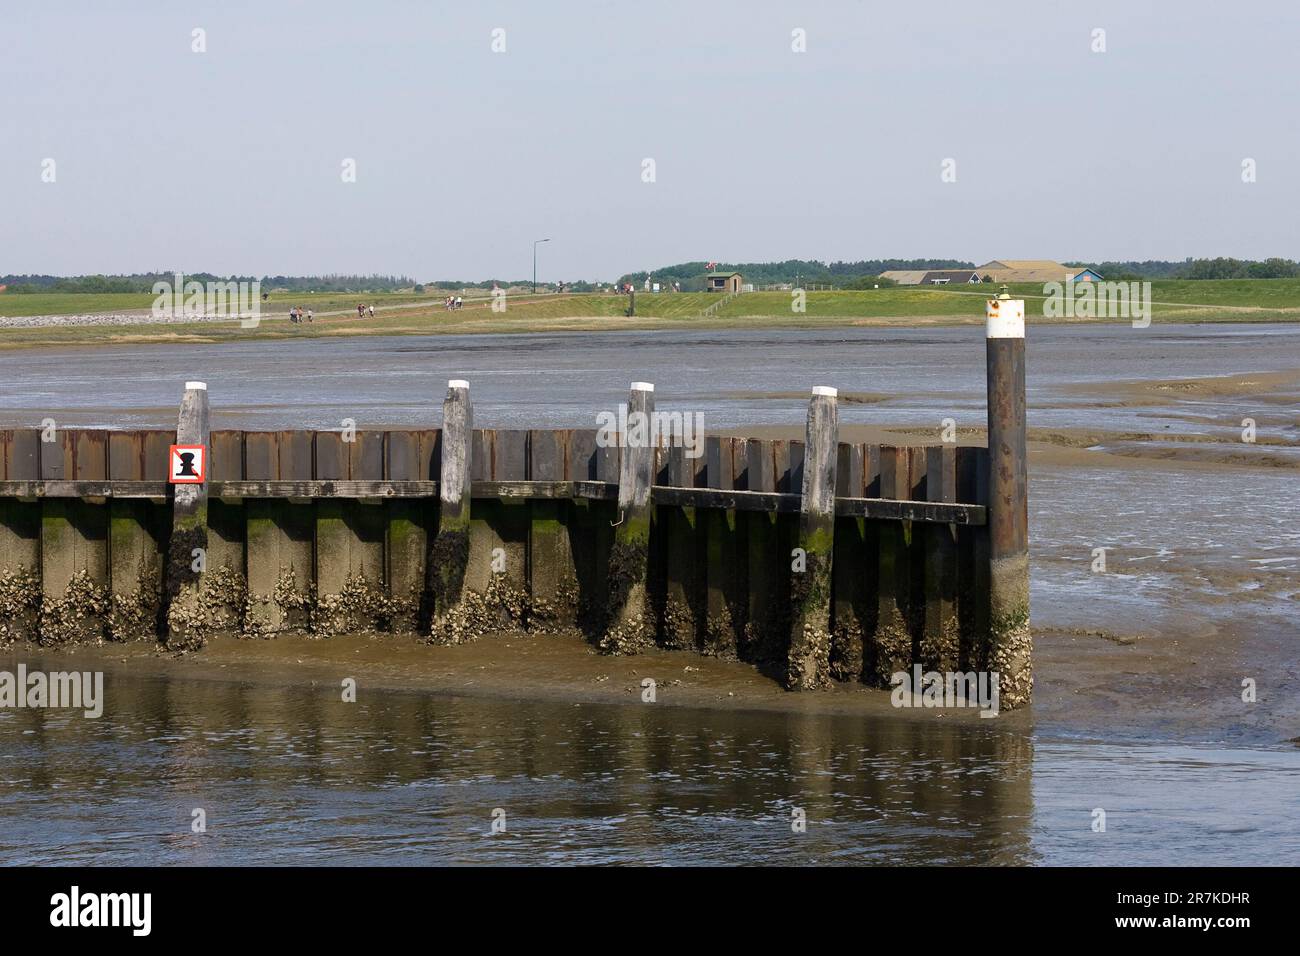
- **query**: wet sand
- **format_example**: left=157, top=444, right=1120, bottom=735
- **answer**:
left=37, top=632, right=1010, bottom=725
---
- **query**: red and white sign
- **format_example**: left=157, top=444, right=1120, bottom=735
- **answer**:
left=169, top=444, right=206, bottom=484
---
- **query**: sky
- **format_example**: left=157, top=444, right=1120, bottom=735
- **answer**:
left=2, top=0, right=1298, bottom=281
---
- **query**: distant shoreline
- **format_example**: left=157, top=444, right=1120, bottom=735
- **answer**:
left=3, top=306, right=1297, bottom=353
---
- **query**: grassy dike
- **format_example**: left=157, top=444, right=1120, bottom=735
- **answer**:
left=3, top=279, right=1300, bottom=351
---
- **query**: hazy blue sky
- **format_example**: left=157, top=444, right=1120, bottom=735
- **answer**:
left=3, top=0, right=1297, bottom=280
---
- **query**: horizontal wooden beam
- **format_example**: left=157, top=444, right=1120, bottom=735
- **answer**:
left=0, top=478, right=984, bottom=523
left=478, top=480, right=616, bottom=500
left=217, top=480, right=439, bottom=499
left=836, top=496, right=986, bottom=525
left=653, top=485, right=794, bottom=513
left=0, top=480, right=170, bottom=500
left=653, top=485, right=984, bottom=524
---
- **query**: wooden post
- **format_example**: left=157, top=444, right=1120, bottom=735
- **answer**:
left=429, top=379, right=473, bottom=643
left=601, top=382, right=655, bottom=654
left=788, top=386, right=838, bottom=690
left=165, top=381, right=211, bottom=649
left=985, top=295, right=1032, bottom=707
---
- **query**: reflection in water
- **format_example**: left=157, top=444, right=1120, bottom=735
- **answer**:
left=0, top=670, right=1033, bottom=865
left=3, top=667, right=1296, bottom=865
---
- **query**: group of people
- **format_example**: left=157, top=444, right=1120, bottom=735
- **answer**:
left=443, top=295, right=463, bottom=310
left=288, top=306, right=313, bottom=323
left=356, top=303, right=375, bottom=319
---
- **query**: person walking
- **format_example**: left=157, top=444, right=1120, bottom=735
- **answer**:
left=368, top=304, right=375, bottom=318
left=306, top=308, right=313, bottom=322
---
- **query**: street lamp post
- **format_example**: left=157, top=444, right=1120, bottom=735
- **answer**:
left=533, top=238, right=551, bottom=294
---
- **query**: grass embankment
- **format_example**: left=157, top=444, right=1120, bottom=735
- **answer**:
left=0, top=290, right=434, bottom=319
left=3, top=279, right=1299, bottom=351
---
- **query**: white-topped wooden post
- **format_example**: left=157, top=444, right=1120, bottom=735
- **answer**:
left=787, top=385, right=838, bottom=689
left=165, top=381, right=211, bottom=648
left=601, top=381, right=656, bottom=654
left=429, top=379, right=474, bottom=642
left=985, top=292, right=1031, bottom=707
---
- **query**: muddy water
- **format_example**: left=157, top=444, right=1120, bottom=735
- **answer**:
left=1, top=322, right=1297, bottom=864
left=0, top=322, right=1295, bottom=434
left=1, top=659, right=1296, bottom=865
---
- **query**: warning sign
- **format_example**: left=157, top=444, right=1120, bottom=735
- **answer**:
left=169, top=444, right=206, bottom=484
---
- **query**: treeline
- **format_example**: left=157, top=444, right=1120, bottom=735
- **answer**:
left=618, top=259, right=974, bottom=290
left=621, top=257, right=1300, bottom=288
left=1067, top=258, right=1300, bottom=280
left=421, top=279, right=603, bottom=292
left=0, top=273, right=417, bottom=294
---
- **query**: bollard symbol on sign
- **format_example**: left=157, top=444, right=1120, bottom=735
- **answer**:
left=169, top=444, right=207, bottom=484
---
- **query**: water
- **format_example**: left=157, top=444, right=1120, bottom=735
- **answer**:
left=1, top=669, right=1295, bottom=865
left=1, top=322, right=1296, bottom=434
left=1, top=322, right=1297, bottom=864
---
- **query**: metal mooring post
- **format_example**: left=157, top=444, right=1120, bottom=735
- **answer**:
left=985, top=289, right=1031, bottom=707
